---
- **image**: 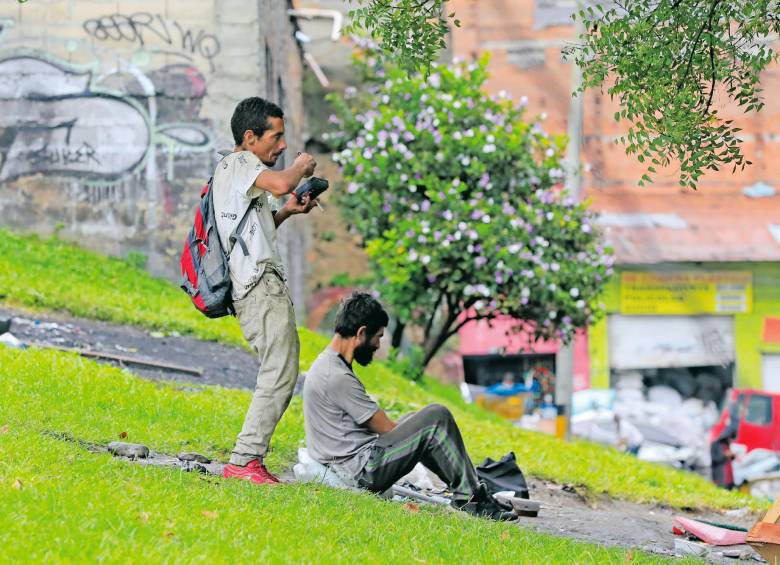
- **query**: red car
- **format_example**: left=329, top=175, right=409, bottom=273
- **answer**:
left=710, top=389, right=780, bottom=452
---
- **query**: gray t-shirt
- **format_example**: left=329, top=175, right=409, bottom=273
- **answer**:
left=303, top=347, right=379, bottom=478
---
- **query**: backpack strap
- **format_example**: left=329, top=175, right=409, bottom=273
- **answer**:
left=228, top=204, right=254, bottom=256
left=206, top=175, right=253, bottom=257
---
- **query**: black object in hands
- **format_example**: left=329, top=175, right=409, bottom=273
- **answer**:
left=294, top=177, right=329, bottom=204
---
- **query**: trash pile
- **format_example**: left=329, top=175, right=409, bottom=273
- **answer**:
left=671, top=516, right=759, bottom=560
left=571, top=372, right=720, bottom=470
left=294, top=448, right=540, bottom=517
left=0, top=317, right=24, bottom=349
left=733, top=448, right=780, bottom=499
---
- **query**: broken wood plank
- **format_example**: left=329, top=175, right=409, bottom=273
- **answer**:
left=26, top=342, right=203, bottom=376
left=763, top=496, right=780, bottom=525
left=748, top=521, right=780, bottom=563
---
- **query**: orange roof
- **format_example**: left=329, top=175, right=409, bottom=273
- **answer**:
left=588, top=185, right=780, bottom=264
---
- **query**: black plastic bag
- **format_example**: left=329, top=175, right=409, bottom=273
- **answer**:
left=476, top=451, right=529, bottom=499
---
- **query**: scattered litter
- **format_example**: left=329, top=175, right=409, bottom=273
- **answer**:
left=0, top=318, right=11, bottom=334
left=0, top=332, right=24, bottom=349
left=724, top=508, right=752, bottom=519
left=399, top=462, right=447, bottom=493
left=672, top=516, right=747, bottom=545
left=720, top=547, right=760, bottom=560
left=734, top=449, right=780, bottom=486
left=459, top=382, right=473, bottom=403
left=674, top=538, right=708, bottom=557
left=149, top=331, right=165, bottom=339
left=107, top=441, right=150, bottom=459
left=391, top=484, right=451, bottom=506
left=178, top=452, right=211, bottom=464
left=292, top=448, right=352, bottom=488
left=115, top=344, right=139, bottom=353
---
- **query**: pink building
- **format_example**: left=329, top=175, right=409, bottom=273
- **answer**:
left=458, top=319, right=590, bottom=391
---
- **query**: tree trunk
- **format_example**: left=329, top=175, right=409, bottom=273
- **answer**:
left=391, top=319, right=406, bottom=349
left=420, top=310, right=459, bottom=368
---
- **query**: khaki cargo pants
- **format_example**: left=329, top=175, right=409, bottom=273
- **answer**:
left=229, top=269, right=300, bottom=466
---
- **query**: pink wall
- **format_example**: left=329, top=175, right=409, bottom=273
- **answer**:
left=458, top=317, right=591, bottom=390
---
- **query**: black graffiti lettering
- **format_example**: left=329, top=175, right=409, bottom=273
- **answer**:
left=220, top=211, right=237, bottom=220
left=83, top=13, right=220, bottom=70
left=23, top=141, right=102, bottom=169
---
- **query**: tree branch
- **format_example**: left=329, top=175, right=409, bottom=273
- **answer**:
left=676, top=0, right=719, bottom=93
left=422, top=291, right=444, bottom=341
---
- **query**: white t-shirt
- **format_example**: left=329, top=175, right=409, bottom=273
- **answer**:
left=212, top=151, right=284, bottom=300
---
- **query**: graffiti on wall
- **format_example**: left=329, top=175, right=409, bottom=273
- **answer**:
left=0, top=57, right=150, bottom=181
left=0, top=10, right=231, bottom=266
left=83, top=13, right=220, bottom=72
left=0, top=55, right=212, bottom=184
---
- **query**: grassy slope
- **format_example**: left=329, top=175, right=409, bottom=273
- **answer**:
left=1, top=430, right=691, bottom=564
left=0, top=229, right=762, bottom=511
left=1, top=349, right=700, bottom=564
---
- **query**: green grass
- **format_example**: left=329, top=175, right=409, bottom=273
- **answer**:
left=0, top=229, right=245, bottom=347
left=0, top=349, right=698, bottom=564
left=1, top=429, right=692, bottom=564
left=0, top=229, right=763, bottom=512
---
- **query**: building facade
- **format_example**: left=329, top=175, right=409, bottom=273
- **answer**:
left=448, top=0, right=780, bottom=394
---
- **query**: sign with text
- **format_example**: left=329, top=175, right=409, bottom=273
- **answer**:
left=620, top=271, right=753, bottom=315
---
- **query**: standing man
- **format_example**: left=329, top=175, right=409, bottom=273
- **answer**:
left=302, top=292, right=516, bottom=521
left=217, top=96, right=318, bottom=485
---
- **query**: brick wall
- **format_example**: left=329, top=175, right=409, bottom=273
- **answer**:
left=0, top=0, right=310, bottom=317
left=448, top=0, right=780, bottom=195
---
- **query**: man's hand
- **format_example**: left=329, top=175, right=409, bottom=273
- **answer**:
left=283, top=192, right=319, bottom=216
left=294, top=152, right=317, bottom=178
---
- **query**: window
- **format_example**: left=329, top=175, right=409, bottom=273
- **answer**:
left=745, top=394, right=773, bottom=426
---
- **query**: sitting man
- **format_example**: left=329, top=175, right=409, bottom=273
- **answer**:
left=302, top=291, right=515, bottom=521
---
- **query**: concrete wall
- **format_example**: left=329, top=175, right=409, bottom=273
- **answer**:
left=0, top=0, right=310, bottom=318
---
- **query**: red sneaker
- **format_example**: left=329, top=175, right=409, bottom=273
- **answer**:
left=222, top=459, right=280, bottom=485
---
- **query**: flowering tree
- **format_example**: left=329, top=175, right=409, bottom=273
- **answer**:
left=327, top=56, right=613, bottom=372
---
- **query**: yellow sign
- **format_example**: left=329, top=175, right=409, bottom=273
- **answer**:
left=620, top=271, right=753, bottom=315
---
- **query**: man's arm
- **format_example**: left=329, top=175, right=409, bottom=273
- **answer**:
left=364, top=409, right=396, bottom=434
left=272, top=193, right=318, bottom=228
left=255, top=153, right=316, bottom=198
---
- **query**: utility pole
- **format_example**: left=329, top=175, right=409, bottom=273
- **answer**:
left=555, top=2, right=585, bottom=441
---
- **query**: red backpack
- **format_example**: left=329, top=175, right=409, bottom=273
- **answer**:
left=179, top=177, right=252, bottom=318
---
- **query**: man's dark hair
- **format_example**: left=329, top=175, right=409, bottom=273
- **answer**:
left=231, top=97, right=284, bottom=145
left=335, top=292, right=389, bottom=338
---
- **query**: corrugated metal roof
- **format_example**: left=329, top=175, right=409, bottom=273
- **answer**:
left=588, top=186, right=780, bottom=264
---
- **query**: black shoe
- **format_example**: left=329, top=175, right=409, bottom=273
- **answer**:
left=454, top=484, right=517, bottom=522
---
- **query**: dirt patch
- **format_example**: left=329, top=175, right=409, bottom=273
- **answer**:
left=521, top=478, right=760, bottom=562
left=0, top=306, right=258, bottom=388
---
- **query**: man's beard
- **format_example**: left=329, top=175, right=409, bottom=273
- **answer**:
left=353, top=339, right=376, bottom=366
